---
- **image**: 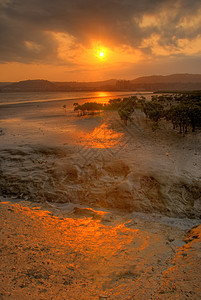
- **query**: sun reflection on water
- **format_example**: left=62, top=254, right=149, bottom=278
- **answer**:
left=78, top=123, right=123, bottom=149
left=91, top=91, right=117, bottom=104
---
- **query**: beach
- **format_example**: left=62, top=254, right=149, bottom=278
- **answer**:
left=1, top=199, right=201, bottom=299
left=0, top=92, right=201, bottom=299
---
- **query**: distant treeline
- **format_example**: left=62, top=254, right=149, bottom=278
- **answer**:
left=74, top=92, right=201, bottom=134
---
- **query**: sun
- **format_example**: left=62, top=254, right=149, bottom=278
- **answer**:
left=93, top=44, right=107, bottom=60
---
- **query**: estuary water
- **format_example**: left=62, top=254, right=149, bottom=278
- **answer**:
left=0, top=90, right=153, bottom=106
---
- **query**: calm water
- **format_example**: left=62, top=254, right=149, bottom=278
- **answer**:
left=0, top=91, right=153, bottom=106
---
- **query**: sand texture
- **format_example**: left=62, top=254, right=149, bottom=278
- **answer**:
left=0, top=104, right=200, bottom=218
left=0, top=97, right=201, bottom=298
left=1, top=200, right=201, bottom=299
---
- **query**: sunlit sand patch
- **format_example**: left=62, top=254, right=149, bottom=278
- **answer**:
left=69, top=207, right=108, bottom=219
left=0, top=202, right=148, bottom=299
left=78, top=123, right=124, bottom=149
left=2, top=201, right=199, bottom=299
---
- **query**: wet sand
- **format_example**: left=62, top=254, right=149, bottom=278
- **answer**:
left=0, top=97, right=201, bottom=299
left=1, top=200, right=201, bottom=299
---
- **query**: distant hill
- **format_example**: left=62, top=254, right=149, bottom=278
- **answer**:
left=128, top=74, right=201, bottom=91
left=1, top=74, right=201, bottom=92
left=53, top=79, right=117, bottom=91
left=0, top=79, right=118, bottom=92
left=131, top=74, right=201, bottom=84
left=0, top=82, right=11, bottom=87
left=1, top=79, right=56, bottom=92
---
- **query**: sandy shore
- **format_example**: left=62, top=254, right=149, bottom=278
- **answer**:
left=0, top=98, right=201, bottom=298
left=1, top=199, right=201, bottom=299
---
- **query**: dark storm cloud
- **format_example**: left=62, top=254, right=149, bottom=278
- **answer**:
left=0, top=0, right=201, bottom=63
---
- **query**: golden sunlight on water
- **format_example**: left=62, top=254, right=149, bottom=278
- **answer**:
left=95, top=91, right=109, bottom=99
left=78, top=123, right=123, bottom=149
left=92, top=91, right=117, bottom=104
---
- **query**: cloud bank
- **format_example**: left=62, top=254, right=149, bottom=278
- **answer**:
left=0, top=0, right=201, bottom=80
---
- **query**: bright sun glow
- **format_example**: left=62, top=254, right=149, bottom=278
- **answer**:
left=94, top=44, right=107, bottom=60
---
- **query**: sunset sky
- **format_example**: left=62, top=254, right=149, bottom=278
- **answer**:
left=0, top=0, right=201, bottom=82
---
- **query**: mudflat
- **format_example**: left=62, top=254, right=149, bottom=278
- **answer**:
left=0, top=97, right=201, bottom=299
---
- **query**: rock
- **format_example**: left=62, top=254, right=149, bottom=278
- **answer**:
left=103, top=160, right=130, bottom=178
left=99, top=295, right=108, bottom=300
left=71, top=207, right=101, bottom=219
